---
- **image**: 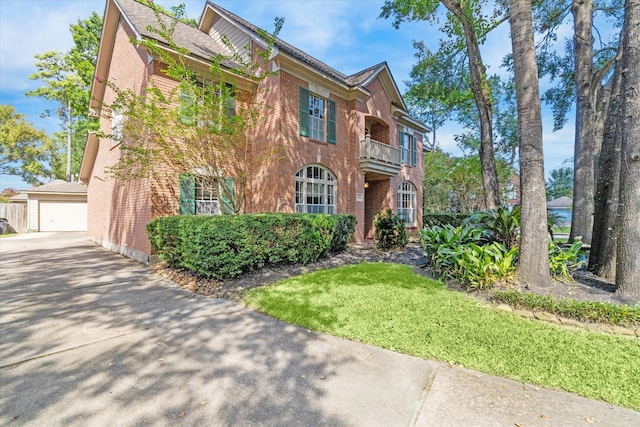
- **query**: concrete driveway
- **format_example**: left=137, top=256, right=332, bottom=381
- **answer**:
left=1, top=233, right=638, bottom=426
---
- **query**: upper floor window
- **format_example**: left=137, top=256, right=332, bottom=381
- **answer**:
left=400, top=131, right=417, bottom=166
left=180, top=81, right=235, bottom=126
left=295, top=165, right=336, bottom=214
left=299, top=87, right=336, bottom=144
left=309, top=93, right=326, bottom=141
left=397, top=181, right=417, bottom=227
left=111, top=107, right=123, bottom=143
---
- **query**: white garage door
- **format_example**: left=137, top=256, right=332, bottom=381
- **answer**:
left=39, top=201, right=87, bottom=232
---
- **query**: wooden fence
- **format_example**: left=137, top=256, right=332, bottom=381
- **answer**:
left=0, top=203, right=28, bottom=234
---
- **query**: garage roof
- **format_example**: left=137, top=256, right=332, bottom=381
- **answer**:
left=25, top=180, right=88, bottom=195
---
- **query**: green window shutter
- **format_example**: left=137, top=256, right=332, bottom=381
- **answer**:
left=327, top=99, right=336, bottom=144
left=299, top=87, right=310, bottom=137
left=179, top=173, right=195, bottom=215
left=411, top=134, right=417, bottom=166
left=221, top=177, right=235, bottom=214
left=180, top=83, right=195, bottom=125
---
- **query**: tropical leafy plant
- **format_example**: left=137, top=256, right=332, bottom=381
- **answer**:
left=466, top=206, right=521, bottom=250
left=420, top=224, right=516, bottom=289
left=548, top=239, right=585, bottom=281
left=422, top=204, right=587, bottom=288
left=454, top=242, right=517, bottom=289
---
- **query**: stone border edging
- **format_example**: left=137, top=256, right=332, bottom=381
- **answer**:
left=494, top=304, right=640, bottom=337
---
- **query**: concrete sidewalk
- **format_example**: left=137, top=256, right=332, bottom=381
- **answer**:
left=1, top=232, right=638, bottom=426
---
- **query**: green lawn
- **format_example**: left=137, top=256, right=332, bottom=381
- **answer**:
left=245, top=263, right=640, bottom=411
left=0, top=233, right=17, bottom=238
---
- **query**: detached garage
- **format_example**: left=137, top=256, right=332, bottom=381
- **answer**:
left=25, top=180, right=88, bottom=232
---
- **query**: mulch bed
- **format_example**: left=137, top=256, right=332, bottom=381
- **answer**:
left=151, top=242, right=637, bottom=306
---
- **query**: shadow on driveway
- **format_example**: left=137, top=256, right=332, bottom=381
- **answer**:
left=0, top=233, right=431, bottom=425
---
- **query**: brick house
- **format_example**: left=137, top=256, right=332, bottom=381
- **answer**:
left=80, top=0, right=428, bottom=263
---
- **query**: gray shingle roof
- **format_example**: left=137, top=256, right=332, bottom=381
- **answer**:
left=8, top=193, right=27, bottom=202
left=204, top=1, right=356, bottom=86
left=117, top=0, right=235, bottom=67
left=547, top=196, right=572, bottom=208
left=117, top=0, right=384, bottom=89
left=345, top=62, right=388, bottom=86
left=26, top=180, right=88, bottom=194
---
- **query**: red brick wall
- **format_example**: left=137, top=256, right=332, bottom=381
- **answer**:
left=251, top=70, right=355, bottom=222
left=358, top=76, right=424, bottom=235
left=87, top=17, right=152, bottom=260
left=370, top=121, right=389, bottom=144
left=89, top=22, right=425, bottom=257
left=364, top=180, right=390, bottom=238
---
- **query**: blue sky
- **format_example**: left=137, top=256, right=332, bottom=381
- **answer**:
left=0, top=0, right=576, bottom=190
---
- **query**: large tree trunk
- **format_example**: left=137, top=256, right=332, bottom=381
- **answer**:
left=589, top=51, right=623, bottom=279
left=616, top=0, right=640, bottom=300
left=441, top=0, right=501, bottom=209
left=510, top=0, right=552, bottom=286
left=569, top=0, right=596, bottom=245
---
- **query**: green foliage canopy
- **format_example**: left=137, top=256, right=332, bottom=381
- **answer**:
left=546, top=166, right=574, bottom=200
left=0, top=104, right=55, bottom=185
left=423, top=149, right=514, bottom=213
left=26, top=12, right=102, bottom=180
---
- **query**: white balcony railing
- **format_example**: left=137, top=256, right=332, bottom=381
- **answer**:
left=359, top=137, right=401, bottom=167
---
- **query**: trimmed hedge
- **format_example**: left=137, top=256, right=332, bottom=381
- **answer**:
left=423, top=212, right=473, bottom=228
left=147, top=213, right=356, bottom=280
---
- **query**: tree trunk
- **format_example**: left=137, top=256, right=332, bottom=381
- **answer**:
left=67, top=101, right=73, bottom=182
left=510, top=0, right=552, bottom=286
left=589, top=51, right=623, bottom=279
left=441, top=0, right=501, bottom=209
left=616, top=0, right=640, bottom=300
left=569, top=0, right=596, bottom=244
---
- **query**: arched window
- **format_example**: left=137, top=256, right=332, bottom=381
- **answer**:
left=397, top=181, right=417, bottom=226
left=295, top=165, right=336, bottom=214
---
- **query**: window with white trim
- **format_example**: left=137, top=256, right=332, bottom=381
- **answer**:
left=400, top=131, right=416, bottom=166
left=295, top=165, right=336, bottom=214
left=179, top=173, right=234, bottom=215
left=397, top=181, right=417, bottom=227
left=299, top=87, right=336, bottom=143
left=180, top=80, right=235, bottom=126
left=309, top=93, right=326, bottom=141
left=195, top=176, right=220, bottom=215
left=111, top=107, right=123, bottom=143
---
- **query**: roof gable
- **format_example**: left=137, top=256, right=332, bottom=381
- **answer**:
left=90, top=0, right=426, bottom=132
left=91, top=0, right=234, bottom=109
left=199, top=1, right=351, bottom=86
left=197, top=2, right=427, bottom=133
left=348, top=62, right=407, bottom=111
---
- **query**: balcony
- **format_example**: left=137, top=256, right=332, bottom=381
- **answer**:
left=359, top=137, right=402, bottom=178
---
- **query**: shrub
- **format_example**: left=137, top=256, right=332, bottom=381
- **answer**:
left=147, top=213, right=356, bottom=280
left=147, top=215, right=182, bottom=265
left=423, top=212, right=472, bottom=228
left=373, top=209, right=407, bottom=249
